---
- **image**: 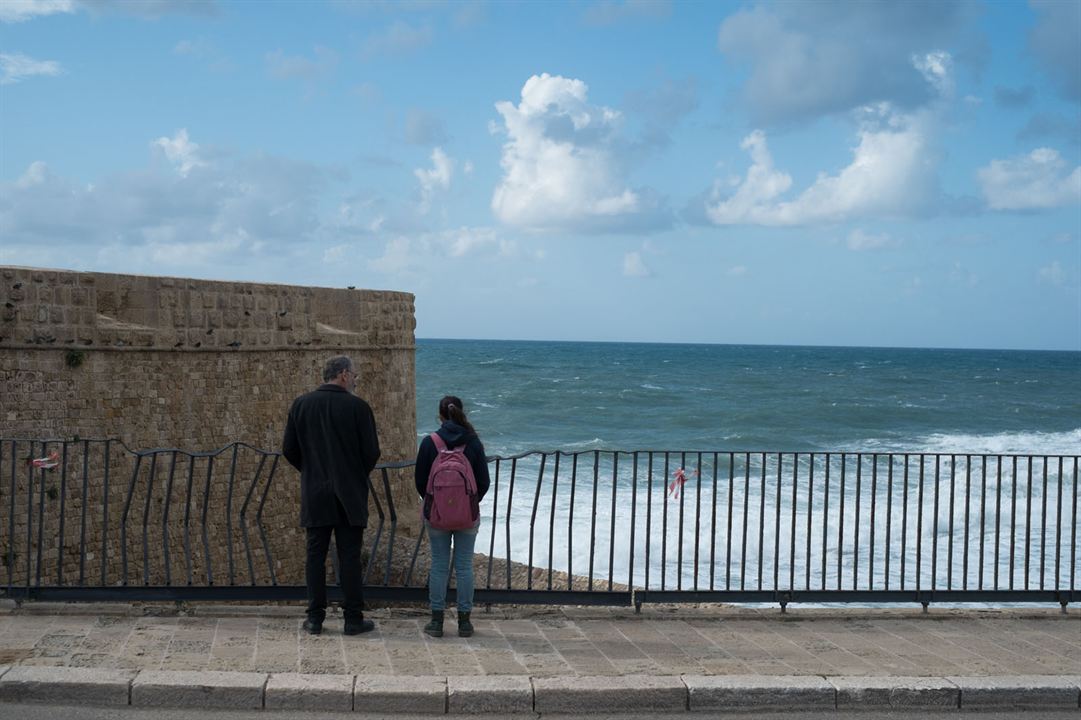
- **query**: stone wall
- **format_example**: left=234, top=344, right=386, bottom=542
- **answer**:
left=0, top=267, right=417, bottom=588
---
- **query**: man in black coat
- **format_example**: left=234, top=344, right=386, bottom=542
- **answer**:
left=283, top=355, right=381, bottom=635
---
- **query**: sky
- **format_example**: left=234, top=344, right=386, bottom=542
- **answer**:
left=1, top=0, right=1079, bottom=351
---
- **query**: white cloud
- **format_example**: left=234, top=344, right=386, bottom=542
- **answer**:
left=949, top=261, right=978, bottom=288
left=404, top=108, right=447, bottom=146
left=443, top=227, right=509, bottom=258
left=491, top=72, right=669, bottom=233
left=1029, top=0, right=1081, bottom=102
left=366, top=226, right=509, bottom=277
left=266, top=46, right=337, bottom=82
left=78, top=0, right=218, bottom=18
left=583, top=0, right=671, bottom=26
left=727, top=265, right=747, bottom=277
left=847, top=228, right=900, bottom=251
left=716, top=2, right=978, bottom=125
left=1, top=132, right=332, bottom=270
left=362, top=21, right=433, bottom=58
left=1039, top=260, right=1066, bottom=286
left=152, top=129, right=205, bottom=177
left=622, top=251, right=650, bottom=277
left=414, top=147, right=453, bottom=214
left=0, top=0, right=74, bottom=22
left=368, top=236, right=415, bottom=275
left=706, top=105, right=936, bottom=226
left=0, top=52, right=63, bottom=84
left=977, top=148, right=1081, bottom=211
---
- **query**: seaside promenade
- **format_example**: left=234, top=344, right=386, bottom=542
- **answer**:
left=0, top=601, right=1077, bottom=714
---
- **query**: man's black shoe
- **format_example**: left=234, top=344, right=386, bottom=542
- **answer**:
left=302, top=618, right=323, bottom=635
left=343, top=618, right=375, bottom=635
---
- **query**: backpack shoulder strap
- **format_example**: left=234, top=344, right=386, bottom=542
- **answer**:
left=430, top=432, right=447, bottom=452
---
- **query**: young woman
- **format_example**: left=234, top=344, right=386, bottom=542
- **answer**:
left=414, top=395, right=491, bottom=637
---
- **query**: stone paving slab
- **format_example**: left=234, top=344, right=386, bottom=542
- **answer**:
left=948, top=674, right=1081, bottom=709
left=532, top=675, right=687, bottom=713
left=3, top=606, right=1075, bottom=679
left=447, top=675, right=532, bottom=714
left=131, top=670, right=266, bottom=709
left=0, top=665, right=136, bottom=706
left=830, top=675, right=960, bottom=708
left=683, top=674, right=836, bottom=711
left=265, top=673, right=353, bottom=712
left=354, top=674, right=446, bottom=714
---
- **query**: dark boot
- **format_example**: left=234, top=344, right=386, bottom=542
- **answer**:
left=457, top=611, right=473, bottom=638
left=424, top=610, right=444, bottom=638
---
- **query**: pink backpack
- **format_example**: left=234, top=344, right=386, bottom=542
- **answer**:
left=424, top=433, right=479, bottom=530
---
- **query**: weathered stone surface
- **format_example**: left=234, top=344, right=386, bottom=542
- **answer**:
left=533, top=675, right=686, bottom=713
left=131, top=669, right=266, bottom=709
left=0, top=267, right=419, bottom=588
left=265, top=672, right=353, bottom=711
left=354, top=674, right=445, bottom=714
left=684, top=674, right=836, bottom=711
left=447, top=675, right=532, bottom=714
left=949, top=675, right=1081, bottom=709
left=0, top=665, right=135, bottom=705
left=830, top=676, right=959, bottom=708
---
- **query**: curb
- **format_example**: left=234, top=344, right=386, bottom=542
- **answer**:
left=0, top=667, right=1078, bottom=712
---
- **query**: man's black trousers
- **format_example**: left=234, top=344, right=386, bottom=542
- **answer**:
left=305, top=522, right=364, bottom=622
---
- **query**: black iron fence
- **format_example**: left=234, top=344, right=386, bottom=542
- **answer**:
left=2, top=439, right=1077, bottom=608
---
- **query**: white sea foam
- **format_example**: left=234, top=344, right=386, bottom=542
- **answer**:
left=474, top=449, right=1077, bottom=607
left=866, top=429, right=1081, bottom=456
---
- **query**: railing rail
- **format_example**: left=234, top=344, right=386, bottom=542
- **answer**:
left=2, top=438, right=1076, bottom=608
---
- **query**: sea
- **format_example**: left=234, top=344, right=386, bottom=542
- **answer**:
left=414, top=339, right=1081, bottom=599
left=416, top=339, right=1080, bottom=456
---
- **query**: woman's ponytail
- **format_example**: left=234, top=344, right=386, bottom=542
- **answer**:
left=439, top=395, right=476, bottom=435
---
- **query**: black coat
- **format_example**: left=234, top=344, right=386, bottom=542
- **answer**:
left=414, top=420, right=491, bottom=500
left=283, top=384, right=381, bottom=527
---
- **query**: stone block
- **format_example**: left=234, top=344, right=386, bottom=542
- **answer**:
left=265, top=672, right=353, bottom=711
left=354, top=674, right=445, bottom=714
left=533, top=675, right=686, bottom=713
left=131, top=670, right=266, bottom=709
left=0, top=665, right=135, bottom=706
left=447, top=675, right=532, bottom=714
left=949, top=675, right=1081, bottom=709
left=830, top=676, right=959, bottom=708
left=684, top=674, right=836, bottom=711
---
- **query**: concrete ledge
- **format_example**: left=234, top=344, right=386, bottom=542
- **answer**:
left=0, top=666, right=135, bottom=706
left=131, top=670, right=266, bottom=709
left=683, top=674, right=836, bottom=711
left=831, top=676, right=959, bottom=708
left=448, top=675, right=532, bottom=714
left=533, top=675, right=687, bottom=713
left=949, top=675, right=1081, bottom=709
left=355, top=674, right=446, bottom=714
left=265, top=673, right=353, bottom=712
left=0, top=666, right=8, bottom=680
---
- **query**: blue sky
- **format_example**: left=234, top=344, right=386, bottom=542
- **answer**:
left=1, top=0, right=1079, bottom=350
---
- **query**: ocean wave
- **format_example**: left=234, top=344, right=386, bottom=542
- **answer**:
left=865, top=428, right=1081, bottom=455
left=640, top=383, right=664, bottom=390
left=478, top=357, right=504, bottom=365
left=565, top=437, right=605, bottom=448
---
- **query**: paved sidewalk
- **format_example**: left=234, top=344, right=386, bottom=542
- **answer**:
left=0, top=603, right=1077, bottom=713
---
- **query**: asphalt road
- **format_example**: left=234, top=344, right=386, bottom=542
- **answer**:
left=1, top=703, right=1078, bottom=720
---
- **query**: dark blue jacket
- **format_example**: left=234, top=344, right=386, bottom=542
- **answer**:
left=414, top=420, right=491, bottom=500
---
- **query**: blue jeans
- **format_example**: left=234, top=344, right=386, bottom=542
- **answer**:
left=427, top=524, right=477, bottom=612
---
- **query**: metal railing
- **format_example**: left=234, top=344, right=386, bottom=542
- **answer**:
left=2, top=439, right=1076, bottom=608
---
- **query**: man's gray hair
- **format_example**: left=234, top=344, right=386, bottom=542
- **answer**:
left=323, top=355, right=354, bottom=382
